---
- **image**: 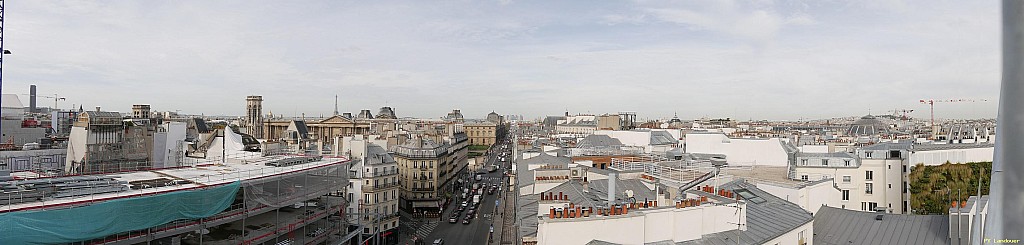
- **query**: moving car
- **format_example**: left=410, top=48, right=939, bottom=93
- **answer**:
left=449, top=214, right=459, bottom=223
left=433, top=238, right=445, bottom=245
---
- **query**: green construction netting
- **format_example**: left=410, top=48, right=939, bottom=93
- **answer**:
left=0, top=181, right=240, bottom=244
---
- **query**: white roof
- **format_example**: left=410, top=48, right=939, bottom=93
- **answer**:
left=1, top=94, right=24, bottom=108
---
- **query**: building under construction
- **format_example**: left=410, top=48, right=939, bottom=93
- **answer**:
left=1, top=113, right=360, bottom=244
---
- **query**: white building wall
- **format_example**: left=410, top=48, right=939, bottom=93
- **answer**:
left=800, top=145, right=830, bottom=153
left=536, top=204, right=742, bottom=245
left=756, top=181, right=840, bottom=214
left=794, top=159, right=902, bottom=213
left=761, top=221, right=813, bottom=245
left=684, top=133, right=789, bottom=166
left=909, top=147, right=994, bottom=166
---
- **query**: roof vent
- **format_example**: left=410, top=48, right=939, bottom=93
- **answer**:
left=875, top=214, right=883, bottom=221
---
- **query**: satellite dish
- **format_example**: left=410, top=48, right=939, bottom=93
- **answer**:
left=625, top=190, right=634, bottom=198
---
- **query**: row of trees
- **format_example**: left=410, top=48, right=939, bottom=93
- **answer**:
left=908, top=161, right=991, bottom=214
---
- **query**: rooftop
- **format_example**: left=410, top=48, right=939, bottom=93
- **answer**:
left=1, top=154, right=349, bottom=213
left=676, top=180, right=813, bottom=245
left=813, top=206, right=949, bottom=245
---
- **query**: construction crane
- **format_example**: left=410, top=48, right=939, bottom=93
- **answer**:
left=919, top=99, right=988, bottom=138
left=20, top=93, right=66, bottom=112
left=888, top=109, right=915, bottom=120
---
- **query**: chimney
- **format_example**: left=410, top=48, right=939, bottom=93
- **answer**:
left=608, top=172, right=617, bottom=206
left=95, top=106, right=101, bottom=112
left=29, top=85, right=36, bottom=113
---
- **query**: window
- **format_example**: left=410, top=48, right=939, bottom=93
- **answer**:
left=821, top=159, right=828, bottom=166
left=844, top=160, right=851, bottom=167
left=843, top=176, right=851, bottom=183
left=801, top=159, right=807, bottom=165
left=865, top=151, right=873, bottom=158
left=801, top=175, right=808, bottom=181
left=888, top=183, right=892, bottom=189
left=902, top=165, right=907, bottom=173
left=866, top=171, right=874, bottom=181
left=888, top=165, right=891, bottom=170
left=842, top=190, right=850, bottom=201
left=865, top=183, right=873, bottom=194
left=869, top=202, right=878, bottom=211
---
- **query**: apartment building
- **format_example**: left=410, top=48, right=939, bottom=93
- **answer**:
left=394, top=132, right=468, bottom=213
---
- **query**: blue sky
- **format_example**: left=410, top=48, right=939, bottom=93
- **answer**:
left=3, top=0, right=1000, bottom=120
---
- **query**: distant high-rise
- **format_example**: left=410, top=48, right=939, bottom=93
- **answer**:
left=246, top=95, right=264, bottom=138
left=29, top=84, right=37, bottom=113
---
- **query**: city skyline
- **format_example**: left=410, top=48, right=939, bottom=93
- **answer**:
left=3, top=0, right=1001, bottom=120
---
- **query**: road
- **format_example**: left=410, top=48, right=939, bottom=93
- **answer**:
left=423, top=141, right=512, bottom=245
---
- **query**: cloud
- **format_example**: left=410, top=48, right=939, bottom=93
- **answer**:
left=4, top=0, right=1000, bottom=120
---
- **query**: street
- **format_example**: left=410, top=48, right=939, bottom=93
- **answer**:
left=420, top=140, right=513, bottom=245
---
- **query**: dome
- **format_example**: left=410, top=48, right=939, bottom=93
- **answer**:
left=847, top=115, right=889, bottom=136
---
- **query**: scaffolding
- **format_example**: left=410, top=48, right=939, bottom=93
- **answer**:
left=0, top=153, right=353, bottom=245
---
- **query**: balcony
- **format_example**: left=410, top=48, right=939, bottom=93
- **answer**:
left=362, top=182, right=400, bottom=192
left=412, top=187, right=434, bottom=192
left=370, top=170, right=398, bottom=177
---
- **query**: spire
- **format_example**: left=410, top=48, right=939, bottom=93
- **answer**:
left=333, top=95, right=339, bottom=116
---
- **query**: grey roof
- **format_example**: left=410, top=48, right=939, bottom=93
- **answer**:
left=376, top=106, right=397, bottom=119
left=543, top=116, right=566, bottom=127
left=518, top=151, right=571, bottom=167
left=542, top=178, right=657, bottom=208
left=84, top=111, right=123, bottom=119
left=516, top=194, right=539, bottom=238
left=780, top=141, right=799, bottom=153
left=677, top=180, right=813, bottom=245
left=191, top=118, right=211, bottom=133
left=796, top=152, right=856, bottom=158
left=649, top=130, right=679, bottom=145
left=814, top=206, right=950, bottom=245
left=365, top=144, right=396, bottom=165
left=847, top=114, right=890, bottom=136
left=861, top=141, right=913, bottom=151
left=290, top=120, right=310, bottom=139
left=578, top=135, right=624, bottom=148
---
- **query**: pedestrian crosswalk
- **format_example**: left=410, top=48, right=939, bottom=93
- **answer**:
left=414, top=221, right=438, bottom=239
left=478, top=176, right=502, bottom=182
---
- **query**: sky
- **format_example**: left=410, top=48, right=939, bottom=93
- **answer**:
left=3, top=0, right=1001, bottom=121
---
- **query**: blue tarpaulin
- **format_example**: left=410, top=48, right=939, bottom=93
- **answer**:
left=0, top=181, right=240, bottom=244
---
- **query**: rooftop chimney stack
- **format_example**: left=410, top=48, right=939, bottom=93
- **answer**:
left=29, top=85, right=37, bottom=113
left=608, top=173, right=617, bottom=206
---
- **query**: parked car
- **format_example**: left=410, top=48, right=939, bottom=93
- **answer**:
left=449, top=214, right=459, bottom=223
left=463, top=215, right=472, bottom=224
